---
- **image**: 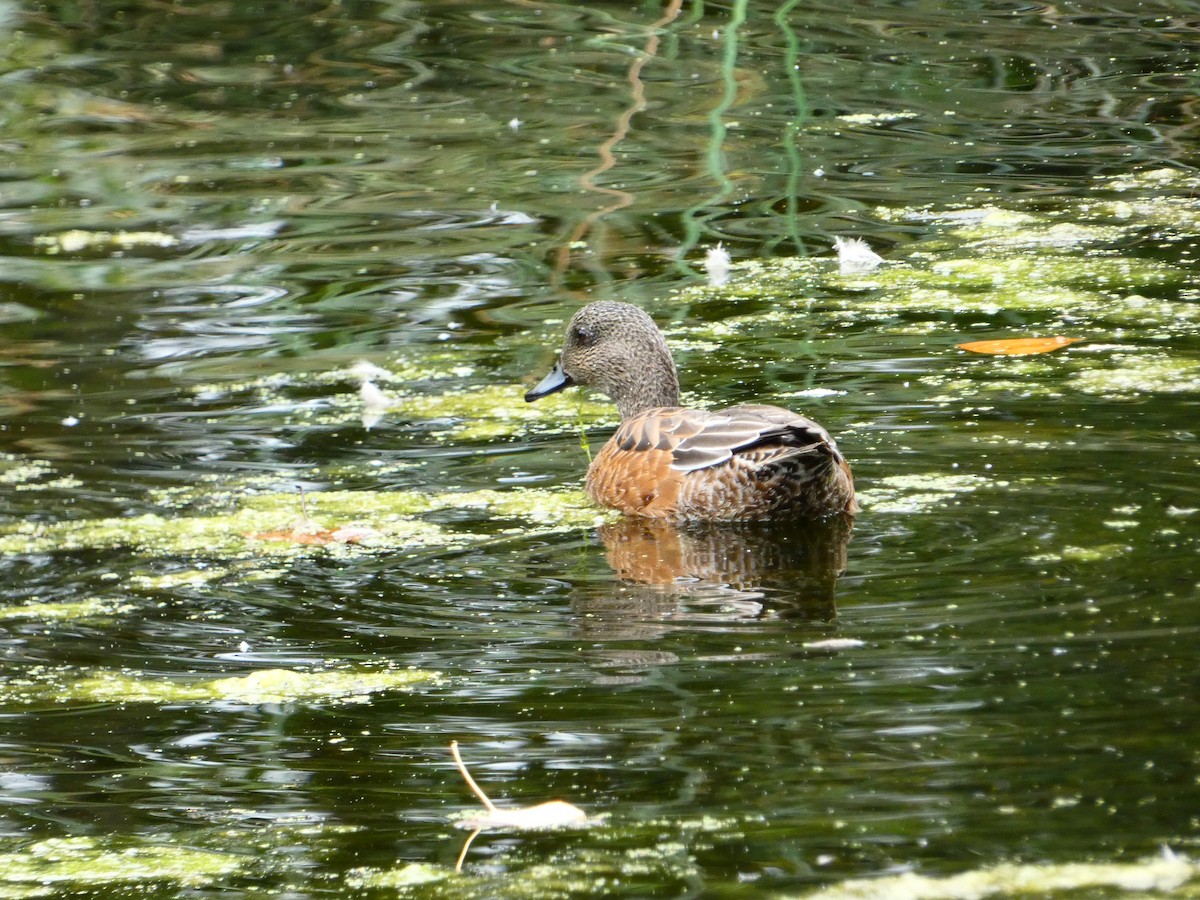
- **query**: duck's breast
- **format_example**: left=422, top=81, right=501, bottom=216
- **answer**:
left=585, top=408, right=687, bottom=518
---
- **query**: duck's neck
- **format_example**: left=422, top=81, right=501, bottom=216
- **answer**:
left=614, top=353, right=680, bottom=420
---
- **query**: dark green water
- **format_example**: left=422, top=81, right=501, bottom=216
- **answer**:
left=0, top=0, right=1198, bottom=897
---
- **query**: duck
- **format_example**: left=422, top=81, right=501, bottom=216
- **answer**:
left=524, top=301, right=858, bottom=522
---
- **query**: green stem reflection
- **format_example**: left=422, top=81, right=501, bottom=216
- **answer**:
left=677, top=0, right=747, bottom=272
left=774, top=0, right=809, bottom=257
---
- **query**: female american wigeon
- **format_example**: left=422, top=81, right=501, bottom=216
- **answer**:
left=524, top=301, right=858, bottom=522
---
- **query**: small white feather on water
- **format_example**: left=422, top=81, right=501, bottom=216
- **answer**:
left=802, top=638, right=866, bottom=650
left=349, top=360, right=393, bottom=383
left=787, top=387, right=846, bottom=399
left=704, top=243, right=732, bottom=286
left=359, top=380, right=392, bottom=431
left=834, top=236, right=884, bottom=274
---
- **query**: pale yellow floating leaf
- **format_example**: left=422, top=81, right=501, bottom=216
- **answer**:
left=448, top=741, right=590, bottom=871
left=449, top=740, right=587, bottom=830
left=457, top=799, right=589, bottom=831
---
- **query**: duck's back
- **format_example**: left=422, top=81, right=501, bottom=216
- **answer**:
left=586, top=404, right=858, bottom=522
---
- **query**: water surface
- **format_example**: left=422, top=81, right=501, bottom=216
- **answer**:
left=0, top=0, right=1197, bottom=896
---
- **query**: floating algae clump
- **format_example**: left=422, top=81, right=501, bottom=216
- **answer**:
left=855, top=474, right=997, bottom=514
left=348, top=843, right=700, bottom=899
left=0, top=597, right=133, bottom=622
left=793, top=850, right=1198, bottom=900
left=383, top=383, right=614, bottom=441
left=428, top=488, right=601, bottom=528
left=1069, top=353, right=1200, bottom=397
left=0, top=484, right=596, bottom=560
left=34, top=229, right=179, bottom=253
left=4, top=665, right=439, bottom=707
left=187, top=358, right=615, bottom=441
left=927, top=254, right=1184, bottom=294
left=0, top=498, right=455, bottom=559
left=671, top=194, right=1196, bottom=346
left=347, top=863, right=451, bottom=889
left=1028, top=543, right=1130, bottom=564
left=347, top=814, right=751, bottom=897
left=77, top=666, right=440, bottom=705
left=0, top=453, right=81, bottom=492
left=0, top=835, right=244, bottom=896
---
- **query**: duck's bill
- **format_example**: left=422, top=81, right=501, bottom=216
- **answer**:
left=524, top=360, right=574, bottom=402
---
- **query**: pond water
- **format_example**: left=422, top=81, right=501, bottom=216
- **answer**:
left=0, top=0, right=1198, bottom=897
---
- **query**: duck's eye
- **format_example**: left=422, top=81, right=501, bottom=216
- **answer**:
left=572, top=325, right=596, bottom=347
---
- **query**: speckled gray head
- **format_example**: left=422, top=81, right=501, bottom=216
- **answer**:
left=525, top=302, right=680, bottom=419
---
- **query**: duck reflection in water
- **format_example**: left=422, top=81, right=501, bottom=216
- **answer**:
left=573, top=515, right=851, bottom=640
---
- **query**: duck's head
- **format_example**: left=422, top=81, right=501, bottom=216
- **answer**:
left=524, top=301, right=680, bottom=419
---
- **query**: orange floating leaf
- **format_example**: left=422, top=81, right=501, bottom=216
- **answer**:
left=956, top=336, right=1081, bottom=356
left=246, top=527, right=337, bottom=545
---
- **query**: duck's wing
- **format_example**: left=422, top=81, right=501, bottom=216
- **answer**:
left=606, top=407, right=756, bottom=472
left=711, top=405, right=859, bottom=516
left=664, top=404, right=841, bottom=473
